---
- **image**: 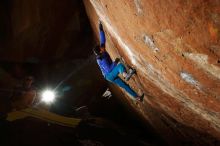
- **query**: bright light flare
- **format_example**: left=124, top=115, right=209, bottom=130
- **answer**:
left=41, top=90, right=55, bottom=103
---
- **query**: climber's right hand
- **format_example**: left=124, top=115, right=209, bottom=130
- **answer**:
left=99, top=21, right=103, bottom=31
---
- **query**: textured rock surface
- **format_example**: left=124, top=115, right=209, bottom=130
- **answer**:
left=84, top=0, right=220, bottom=145
left=0, top=0, right=92, bottom=62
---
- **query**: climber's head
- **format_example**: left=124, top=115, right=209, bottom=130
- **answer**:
left=93, top=44, right=105, bottom=56
left=23, top=75, right=34, bottom=89
left=93, top=45, right=101, bottom=57
left=100, top=43, right=105, bottom=51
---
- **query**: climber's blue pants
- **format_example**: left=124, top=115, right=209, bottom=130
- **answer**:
left=105, top=63, right=138, bottom=98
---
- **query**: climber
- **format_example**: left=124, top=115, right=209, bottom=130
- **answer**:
left=10, top=75, right=37, bottom=110
left=93, top=22, right=144, bottom=101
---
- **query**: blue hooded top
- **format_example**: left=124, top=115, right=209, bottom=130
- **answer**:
left=96, top=52, right=116, bottom=77
left=96, top=25, right=116, bottom=77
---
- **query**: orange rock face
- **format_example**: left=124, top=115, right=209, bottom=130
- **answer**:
left=84, top=0, right=220, bottom=145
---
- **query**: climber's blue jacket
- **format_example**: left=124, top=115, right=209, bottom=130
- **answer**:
left=96, top=26, right=116, bottom=77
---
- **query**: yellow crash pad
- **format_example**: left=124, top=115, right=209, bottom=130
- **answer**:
left=7, top=108, right=81, bottom=128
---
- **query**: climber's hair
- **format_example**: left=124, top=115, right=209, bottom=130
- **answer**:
left=93, top=45, right=101, bottom=56
left=100, top=43, right=105, bottom=48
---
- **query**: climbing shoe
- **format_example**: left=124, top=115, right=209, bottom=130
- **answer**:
left=136, top=93, right=144, bottom=102
left=125, top=68, right=136, bottom=81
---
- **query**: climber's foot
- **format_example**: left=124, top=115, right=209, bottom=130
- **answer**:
left=136, top=93, right=144, bottom=102
left=125, top=68, right=136, bottom=81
